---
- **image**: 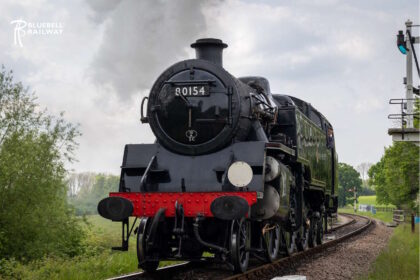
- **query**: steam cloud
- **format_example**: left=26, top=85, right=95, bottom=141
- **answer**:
left=86, top=0, right=213, bottom=100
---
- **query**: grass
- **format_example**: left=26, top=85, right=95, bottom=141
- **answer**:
left=357, top=195, right=395, bottom=208
left=361, top=224, right=419, bottom=280
left=339, top=207, right=394, bottom=223
left=0, top=215, right=178, bottom=280
left=0, top=250, right=138, bottom=280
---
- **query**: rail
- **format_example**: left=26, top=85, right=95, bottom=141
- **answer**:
left=224, top=214, right=372, bottom=280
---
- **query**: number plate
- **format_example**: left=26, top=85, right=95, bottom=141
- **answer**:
left=173, top=85, right=209, bottom=97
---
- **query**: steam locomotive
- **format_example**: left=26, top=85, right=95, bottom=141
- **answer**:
left=98, top=38, right=338, bottom=273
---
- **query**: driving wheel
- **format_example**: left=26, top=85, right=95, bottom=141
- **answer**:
left=137, top=218, right=159, bottom=272
left=296, top=223, right=309, bottom=251
left=308, top=218, right=317, bottom=248
left=263, top=223, right=280, bottom=262
left=316, top=216, right=325, bottom=245
left=230, top=218, right=250, bottom=273
left=281, top=228, right=295, bottom=256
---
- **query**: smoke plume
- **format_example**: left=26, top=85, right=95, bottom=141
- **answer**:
left=86, top=0, right=212, bottom=100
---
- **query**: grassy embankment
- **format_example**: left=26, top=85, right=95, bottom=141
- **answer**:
left=361, top=223, right=419, bottom=280
left=339, top=195, right=395, bottom=223
left=0, top=216, right=176, bottom=280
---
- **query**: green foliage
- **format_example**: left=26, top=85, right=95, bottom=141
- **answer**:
left=68, top=173, right=119, bottom=215
left=338, top=162, right=362, bottom=207
left=0, top=67, right=84, bottom=261
left=0, top=215, right=181, bottom=279
left=361, top=224, right=419, bottom=280
left=337, top=185, right=347, bottom=207
left=0, top=251, right=138, bottom=280
left=369, top=142, right=419, bottom=209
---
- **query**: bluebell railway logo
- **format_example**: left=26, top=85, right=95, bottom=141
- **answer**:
left=10, top=19, right=64, bottom=47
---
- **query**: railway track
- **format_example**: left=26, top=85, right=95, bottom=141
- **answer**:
left=108, top=214, right=372, bottom=280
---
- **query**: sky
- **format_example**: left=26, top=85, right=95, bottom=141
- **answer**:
left=1, top=0, right=419, bottom=174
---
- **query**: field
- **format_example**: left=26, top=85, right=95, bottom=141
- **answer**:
left=361, top=224, right=419, bottom=280
left=339, top=195, right=395, bottom=223
left=339, top=207, right=394, bottom=223
left=0, top=216, right=150, bottom=280
left=357, top=195, right=394, bottom=208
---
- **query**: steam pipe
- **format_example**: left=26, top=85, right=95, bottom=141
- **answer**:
left=193, top=217, right=228, bottom=254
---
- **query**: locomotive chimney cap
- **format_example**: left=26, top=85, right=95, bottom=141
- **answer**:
left=191, top=38, right=228, bottom=66
left=191, top=38, right=228, bottom=49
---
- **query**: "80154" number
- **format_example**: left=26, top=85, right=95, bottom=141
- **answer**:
left=174, top=85, right=209, bottom=97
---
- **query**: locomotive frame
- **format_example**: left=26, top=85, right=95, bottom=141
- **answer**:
left=98, top=38, right=338, bottom=273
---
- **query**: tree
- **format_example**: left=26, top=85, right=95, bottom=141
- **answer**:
left=68, top=173, right=119, bottom=215
left=0, top=67, right=84, bottom=260
left=356, top=162, right=373, bottom=187
left=338, top=163, right=362, bottom=207
left=67, top=172, right=96, bottom=197
left=369, top=142, right=419, bottom=209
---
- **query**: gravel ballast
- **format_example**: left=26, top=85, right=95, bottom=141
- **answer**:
left=288, top=220, right=394, bottom=280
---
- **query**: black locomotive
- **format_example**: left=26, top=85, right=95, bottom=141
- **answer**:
left=98, top=38, right=338, bottom=273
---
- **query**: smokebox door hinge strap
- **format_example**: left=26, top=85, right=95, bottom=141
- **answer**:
left=228, top=86, right=233, bottom=126
left=189, top=66, right=195, bottom=80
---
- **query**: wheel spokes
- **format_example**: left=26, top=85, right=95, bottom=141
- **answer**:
left=231, top=218, right=249, bottom=272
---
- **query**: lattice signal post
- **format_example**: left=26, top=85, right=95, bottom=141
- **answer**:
left=388, top=20, right=420, bottom=144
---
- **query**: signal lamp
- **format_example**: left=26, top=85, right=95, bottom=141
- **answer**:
left=397, top=30, right=407, bottom=54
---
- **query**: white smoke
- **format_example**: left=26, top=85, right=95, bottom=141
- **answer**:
left=86, top=0, right=214, bottom=100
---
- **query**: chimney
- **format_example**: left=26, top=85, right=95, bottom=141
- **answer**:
left=191, top=38, right=228, bottom=67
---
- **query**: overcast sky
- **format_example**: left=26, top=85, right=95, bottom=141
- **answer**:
left=1, top=0, right=419, bottom=174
